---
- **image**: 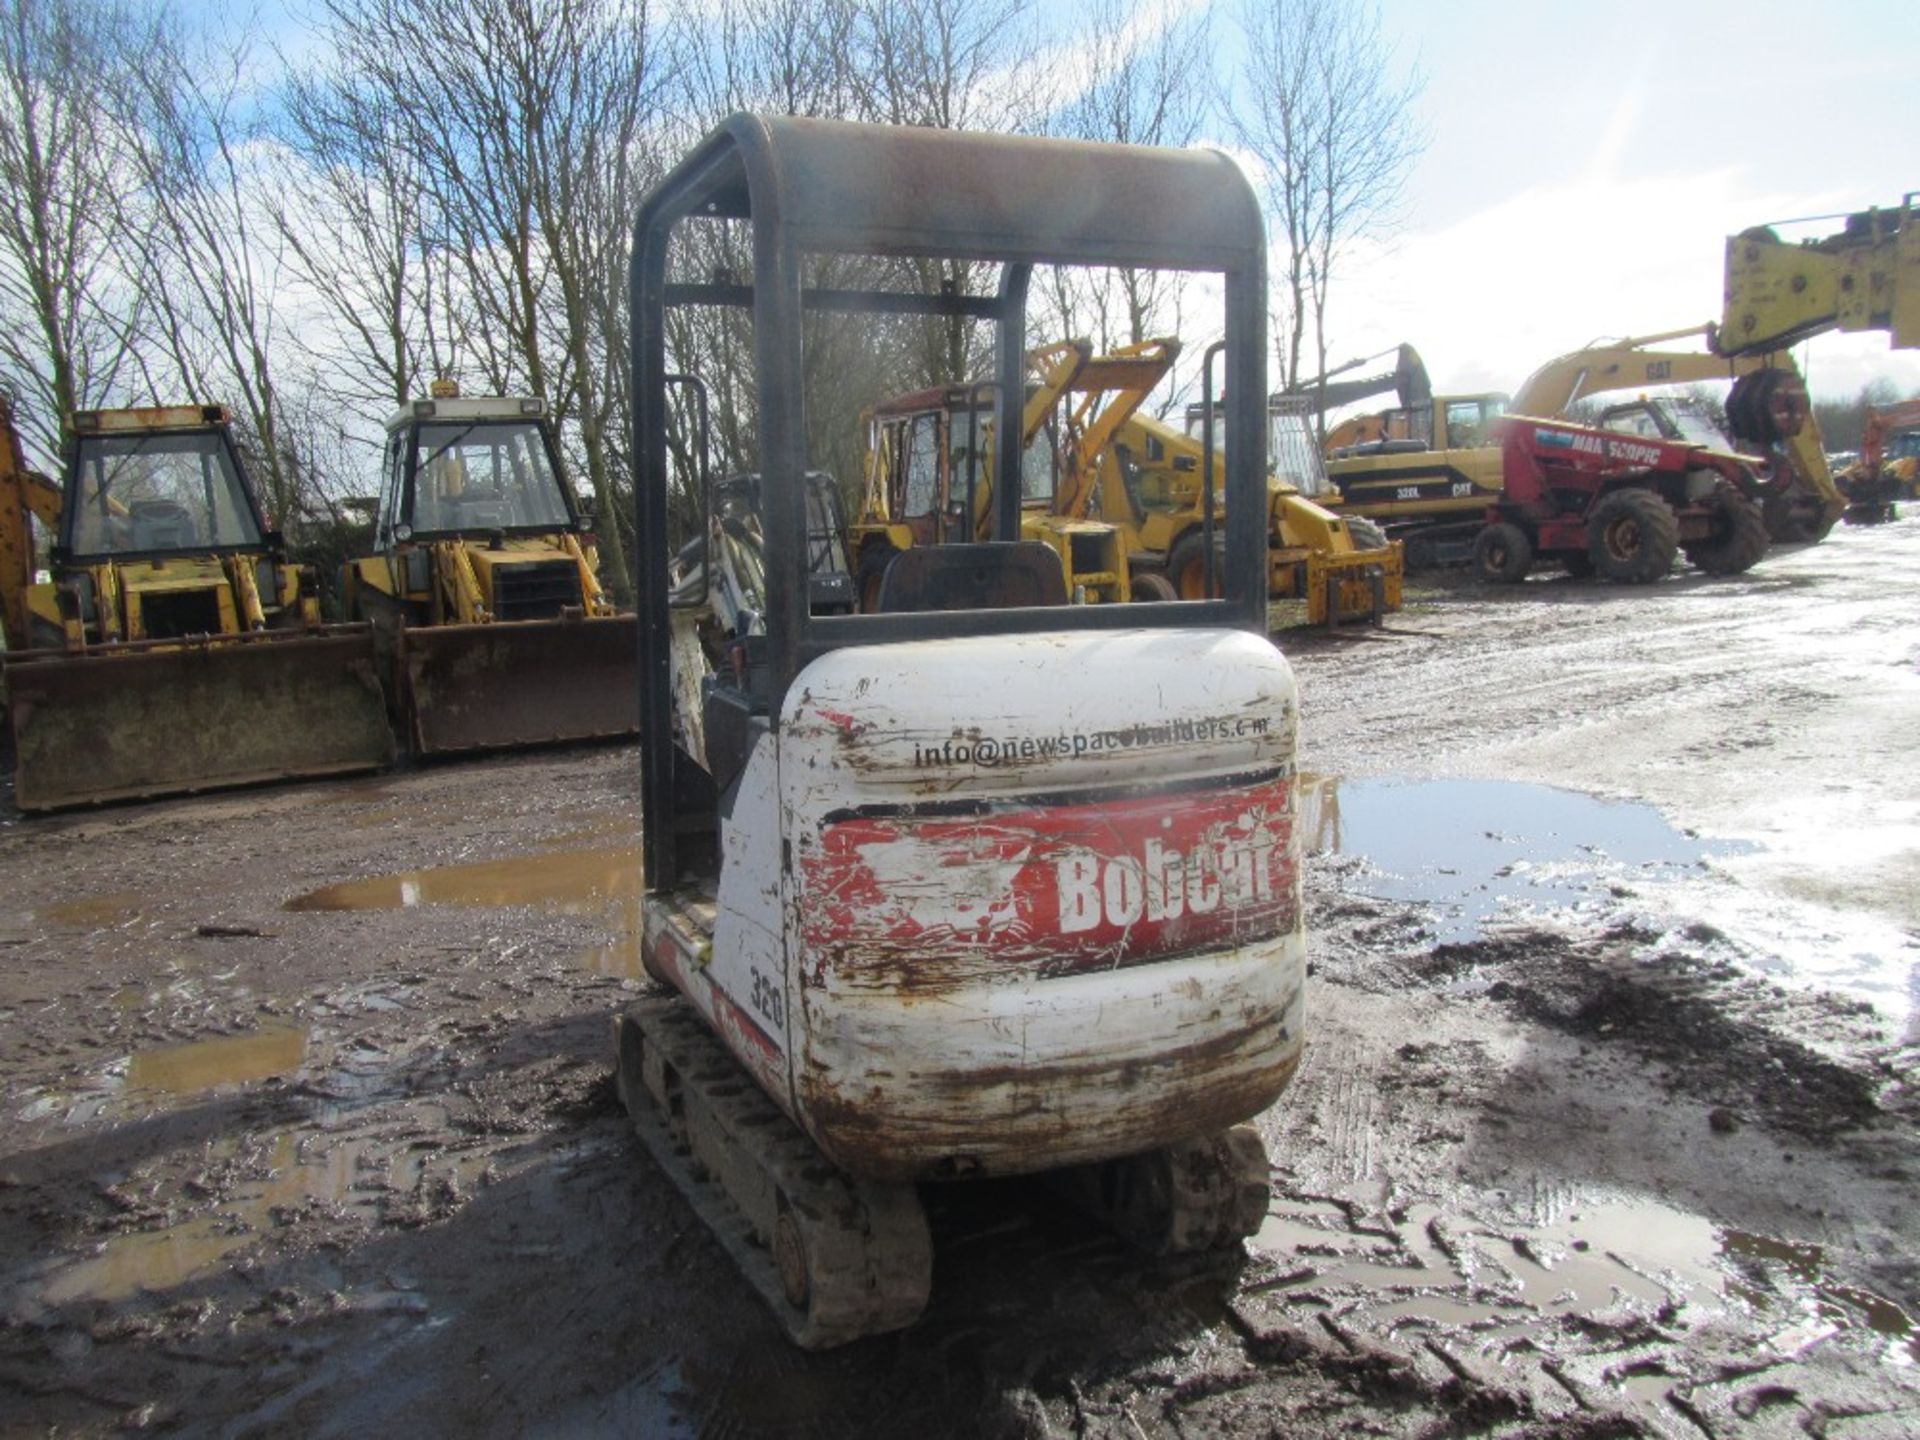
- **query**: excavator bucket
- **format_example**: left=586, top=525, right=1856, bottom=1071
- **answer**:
left=5, top=628, right=393, bottom=812
left=398, top=615, right=639, bottom=756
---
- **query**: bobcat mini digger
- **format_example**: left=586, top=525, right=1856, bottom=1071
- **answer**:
left=619, top=115, right=1304, bottom=1347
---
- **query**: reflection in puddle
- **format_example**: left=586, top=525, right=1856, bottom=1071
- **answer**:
left=1295, top=775, right=1735, bottom=944
left=288, top=847, right=646, bottom=979
left=1722, top=1229, right=1919, bottom=1363
left=286, top=846, right=639, bottom=913
left=1299, top=773, right=1918, bottom=1015
left=39, top=1127, right=486, bottom=1306
left=37, top=891, right=146, bottom=929
left=1253, top=1192, right=1917, bottom=1369
left=127, top=1027, right=309, bottom=1093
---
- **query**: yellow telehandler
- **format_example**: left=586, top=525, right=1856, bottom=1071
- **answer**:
left=342, top=388, right=638, bottom=756
left=1, top=398, right=391, bottom=811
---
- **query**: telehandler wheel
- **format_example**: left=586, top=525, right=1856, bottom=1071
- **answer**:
left=856, top=542, right=900, bottom=613
left=1129, top=571, right=1177, bottom=602
left=1587, top=488, right=1678, bottom=584
left=1762, top=492, right=1838, bottom=545
left=1683, top=488, right=1770, bottom=575
left=1167, top=532, right=1217, bottom=600
left=1345, top=516, right=1390, bottom=551
left=1473, top=522, right=1532, bottom=584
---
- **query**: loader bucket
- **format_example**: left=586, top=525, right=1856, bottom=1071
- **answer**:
left=5, top=627, right=393, bottom=812
left=398, top=615, right=639, bottom=756
left=1307, top=544, right=1404, bottom=629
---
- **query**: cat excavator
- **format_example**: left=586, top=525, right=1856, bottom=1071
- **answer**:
left=1, top=398, right=391, bottom=810
left=620, top=114, right=1300, bottom=1348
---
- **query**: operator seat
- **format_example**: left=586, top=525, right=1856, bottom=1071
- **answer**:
left=873, top=541, right=1069, bottom=613
left=128, top=500, right=198, bottom=550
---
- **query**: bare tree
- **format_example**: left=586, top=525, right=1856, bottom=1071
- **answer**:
left=113, top=18, right=331, bottom=528
left=273, top=60, right=463, bottom=417
left=0, top=0, right=152, bottom=460
left=1041, top=0, right=1209, bottom=358
left=1235, top=0, right=1422, bottom=399
left=299, top=0, right=666, bottom=602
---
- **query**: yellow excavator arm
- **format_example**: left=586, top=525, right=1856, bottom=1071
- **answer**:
left=1719, top=196, right=1918, bottom=356
left=1507, top=324, right=1760, bottom=414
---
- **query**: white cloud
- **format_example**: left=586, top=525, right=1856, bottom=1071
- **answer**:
left=1319, top=168, right=1920, bottom=401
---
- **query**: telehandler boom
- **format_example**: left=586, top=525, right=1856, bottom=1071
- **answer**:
left=620, top=114, right=1302, bottom=1348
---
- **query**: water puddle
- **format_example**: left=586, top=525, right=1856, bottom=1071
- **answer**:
left=1252, top=1191, right=1917, bottom=1368
left=38, top=1124, right=488, bottom=1306
left=126, top=1027, right=309, bottom=1094
left=37, top=891, right=147, bottom=930
left=1296, top=776, right=1739, bottom=944
left=1300, top=774, right=1918, bottom=1016
left=286, top=846, right=639, bottom=913
left=287, top=847, right=646, bottom=979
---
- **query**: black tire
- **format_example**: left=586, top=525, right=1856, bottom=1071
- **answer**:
left=1682, top=487, right=1770, bottom=575
left=1473, top=522, right=1532, bottom=583
left=1345, top=516, right=1390, bottom=551
left=1586, top=488, right=1678, bottom=584
left=1167, top=531, right=1216, bottom=600
left=1761, top=491, right=1821, bottom=544
left=1129, top=571, right=1177, bottom=603
left=857, top=542, right=900, bottom=613
left=1727, top=368, right=1807, bottom=447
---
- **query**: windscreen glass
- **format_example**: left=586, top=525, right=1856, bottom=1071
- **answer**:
left=67, top=431, right=263, bottom=556
left=407, top=420, right=573, bottom=533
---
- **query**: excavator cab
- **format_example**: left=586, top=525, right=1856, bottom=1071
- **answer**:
left=620, top=115, right=1302, bottom=1347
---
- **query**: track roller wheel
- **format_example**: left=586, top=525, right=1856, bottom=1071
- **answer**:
left=1683, top=487, right=1770, bottom=575
left=1586, top=488, right=1678, bottom=584
left=1473, top=522, right=1532, bottom=583
left=1052, top=1124, right=1271, bottom=1256
left=615, top=996, right=932, bottom=1349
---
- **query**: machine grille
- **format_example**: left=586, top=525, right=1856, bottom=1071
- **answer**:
left=493, top=560, right=582, bottom=621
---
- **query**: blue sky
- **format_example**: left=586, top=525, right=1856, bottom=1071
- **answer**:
left=1321, top=0, right=1920, bottom=398
left=234, top=0, right=1919, bottom=401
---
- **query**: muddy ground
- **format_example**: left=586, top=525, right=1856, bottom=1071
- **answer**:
left=2, top=516, right=1918, bottom=1437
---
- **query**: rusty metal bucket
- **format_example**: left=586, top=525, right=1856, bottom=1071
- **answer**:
left=398, top=615, right=639, bottom=756
left=5, top=627, right=394, bottom=812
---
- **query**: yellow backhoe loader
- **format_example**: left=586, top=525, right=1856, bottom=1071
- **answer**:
left=857, top=338, right=1401, bottom=627
left=850, top=339, right=1146, bottom=607
left=341, top=389, right=638, bottom=756
left=1, top=399, right=391, bottom=811
left=1097, top=388, right=1401, bottom=625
